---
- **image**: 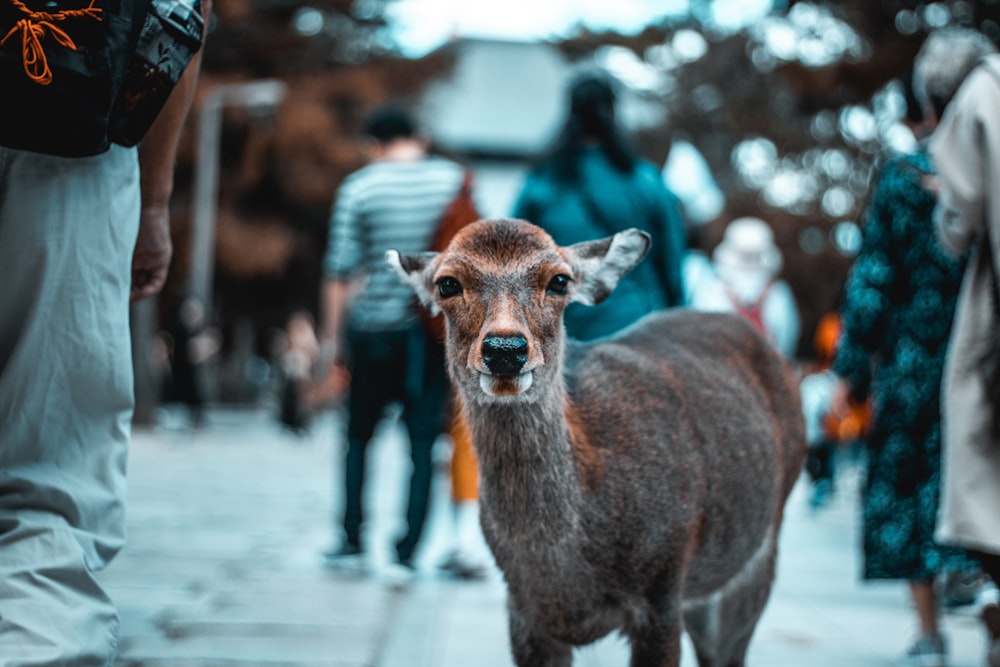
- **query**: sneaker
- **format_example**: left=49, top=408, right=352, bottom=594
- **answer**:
left=903, top=633, right=947, bottom=667
left=439, top=551, right=488, bottom=581
left=380, top=559, right=416, bottom=588
left=322, top=543, right=366, bottom=572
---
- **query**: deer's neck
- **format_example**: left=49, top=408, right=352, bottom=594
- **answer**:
left=465, top=389, right=594, bottom=542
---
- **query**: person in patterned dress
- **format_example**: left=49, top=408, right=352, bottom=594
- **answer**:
left=830, top=28, right=996, bottom=667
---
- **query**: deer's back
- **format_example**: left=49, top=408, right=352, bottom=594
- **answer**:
left=565, top=308, right=805, bottom=595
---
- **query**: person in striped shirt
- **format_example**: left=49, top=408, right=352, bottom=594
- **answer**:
left=321, top=104, right=467, bottom=578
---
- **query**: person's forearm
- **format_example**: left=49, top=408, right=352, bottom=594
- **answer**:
left=323, top=278, right=352, bottom=344
left=137, top=0, right=210, bottom=205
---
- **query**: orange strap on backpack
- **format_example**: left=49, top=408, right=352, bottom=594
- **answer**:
left=1, top=0, right=102, bottom=85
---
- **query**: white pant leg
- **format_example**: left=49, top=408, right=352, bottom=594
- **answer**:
left=0, top=145, right=140, bottom=666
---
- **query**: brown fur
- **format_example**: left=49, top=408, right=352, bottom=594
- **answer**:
left=388, top=219, right=806, bottom=667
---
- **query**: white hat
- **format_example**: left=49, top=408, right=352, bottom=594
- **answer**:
left=713, top=217, right=783, bottom=277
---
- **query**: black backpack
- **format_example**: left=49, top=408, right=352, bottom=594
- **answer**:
left=0, top=0, right=203, bottom=157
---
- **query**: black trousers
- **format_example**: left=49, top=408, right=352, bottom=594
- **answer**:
left=341, top=325, right=450, bottom=562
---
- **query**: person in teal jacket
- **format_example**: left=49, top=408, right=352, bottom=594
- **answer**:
left=511, top=72, right=687, bottom=341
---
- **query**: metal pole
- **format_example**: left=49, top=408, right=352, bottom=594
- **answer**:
left=188, top=79, right=288, bottom=314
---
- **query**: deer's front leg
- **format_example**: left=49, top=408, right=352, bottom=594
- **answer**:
left=627, top=600, right=683, bottom=667
left=509, top=604, right=573, bottom=667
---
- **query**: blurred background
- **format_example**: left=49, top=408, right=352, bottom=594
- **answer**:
left=137, top=0, right=1000, bottom=424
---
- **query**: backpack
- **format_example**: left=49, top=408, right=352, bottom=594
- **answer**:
left=734, top=298, right=766, bottom=334
left=726, top=282, right=770, bottom=335
left=0, top=0, right=203, bottom=157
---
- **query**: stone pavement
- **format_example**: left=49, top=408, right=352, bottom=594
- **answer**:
left=98, top=406, right=989, bottom=667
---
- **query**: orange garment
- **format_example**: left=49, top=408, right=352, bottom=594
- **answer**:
left=449, top=409, right=479, bottom=502
left=814, top=311, right=872, bottom=440
left=824, top=398, right=871, bottom=441
left=813, top=311, right=840, bottom=367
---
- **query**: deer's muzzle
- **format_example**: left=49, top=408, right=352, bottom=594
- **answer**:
left=482, top=335, right=528, bottom=377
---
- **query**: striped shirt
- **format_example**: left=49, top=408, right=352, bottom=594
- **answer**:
left=325, top=156, right=465, bottom=332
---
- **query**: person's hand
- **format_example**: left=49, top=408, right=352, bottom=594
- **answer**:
left=314, top=337, right=350, bottom=405
left=131, top=202, right=173, bottom=302
left=319, top=337, right=339, bottom=367
left=326, top=360, right=351, bottom=403
left=829, top=376, right=853, bottom=422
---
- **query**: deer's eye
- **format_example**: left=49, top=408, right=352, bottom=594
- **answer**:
left=436, top=276, right=462, bottom=299
left=546, top=274, right=570, bottom=296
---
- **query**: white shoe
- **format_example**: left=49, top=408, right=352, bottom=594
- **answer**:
left=902, top=633, right=947, bottom=667
left=380, top=560, right=416, bottom=588
left=439, top=551, right=489, bottom=580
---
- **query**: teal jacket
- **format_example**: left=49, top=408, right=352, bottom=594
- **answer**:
left=512, top=147, right=686, bottom=341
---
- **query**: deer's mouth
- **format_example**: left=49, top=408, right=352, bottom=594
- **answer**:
left=478, top=371, right=533, bottom=397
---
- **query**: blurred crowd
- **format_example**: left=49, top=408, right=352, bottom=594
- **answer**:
left=142, top=27, right=1000, bottom=667
left=283, top=27, right=1000, bottom=667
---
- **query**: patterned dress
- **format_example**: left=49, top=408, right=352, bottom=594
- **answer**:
left=833, top=147, right=974, bottom=580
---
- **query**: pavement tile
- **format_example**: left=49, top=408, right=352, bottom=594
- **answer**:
left=97, top=407, right=991, bottom=666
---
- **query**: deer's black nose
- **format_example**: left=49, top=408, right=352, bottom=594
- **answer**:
left=482, top=335, right=528, bottom=376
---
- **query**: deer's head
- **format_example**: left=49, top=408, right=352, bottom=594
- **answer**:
left=387, top=219, right=649, bottom=404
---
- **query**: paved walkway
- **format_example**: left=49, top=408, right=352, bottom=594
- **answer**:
left=98, top=406, right=988, bottom=666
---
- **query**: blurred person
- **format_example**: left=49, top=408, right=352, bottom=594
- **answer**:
left=688, top=216, right=801, bottom=359
left=929, top=38, right=1000, bottom=667
left=321, top=104, right=467, bottom=577
left=831, top=28, right=996, bottom=667
left=916, top=29, right=994, bottom=619
left=277, top=310, right=320, bottom=435
left=164, top=293, right=218, bottom=428
left=0, top=6, right=207, bottom=664
left=799, top=305, right=871, bottom=508
left=511, top=71, right=686, bottom=341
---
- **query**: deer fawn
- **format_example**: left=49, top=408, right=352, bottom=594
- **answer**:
left=387, top=218, right=805, bottom=667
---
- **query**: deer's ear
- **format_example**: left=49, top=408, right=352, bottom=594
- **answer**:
left=386, top=250, right=441, bottom=315
left=565, top=228, right=651, bottom=306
